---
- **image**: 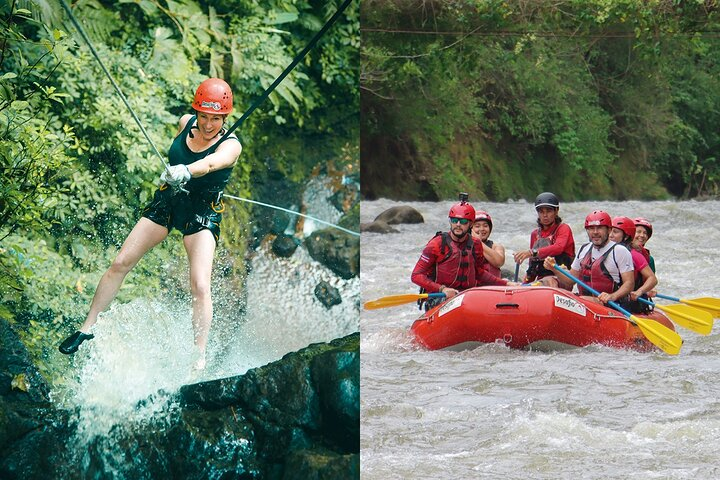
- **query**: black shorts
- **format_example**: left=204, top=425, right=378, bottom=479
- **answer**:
left=142, top=185, right=224, bottom=241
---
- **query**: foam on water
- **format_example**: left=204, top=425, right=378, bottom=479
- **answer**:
left=57, top=177, right=359, bottom=449
left=361, top=199, right=720, bottom=480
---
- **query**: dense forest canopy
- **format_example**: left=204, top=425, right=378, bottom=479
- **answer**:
left=361, top=0, right=720, bottom=202
left=0, top=0, right=358, bottom=378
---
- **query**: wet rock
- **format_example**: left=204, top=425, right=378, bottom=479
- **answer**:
left=314, top=281, right=342, bottom=308
left=0, top=321, right=50, bottom=404
left=272, top=234, right=299, bottom=258
left=337, top=203, right=359, bottom=232
left=304, top=229, right=359, bottom=279
left=0, top=317, right=359, bottom=480
left=0, top=321, right=70, bottom=480
left=360, top=220, right=399, bottom=234
left=373, top=206, right=424, bottom=224
left=180, top=333, right=360, bottom=479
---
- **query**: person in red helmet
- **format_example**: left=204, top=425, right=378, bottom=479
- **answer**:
left=59, top=78, right=242, bottom=371
left=412, top=196, right=516, bottom=310
left=609, top=216, right=657, bottom=312
left=513, top=192, right=575, bottom=287
left=544, top=210, right=635, bottom=306
left=632, top=217, right=655, bottom=272
left=471, top=210, right=505, bottom=278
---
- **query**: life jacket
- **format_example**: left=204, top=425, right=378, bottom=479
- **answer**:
left=431, top=232, right=478, bottom=290
left=526, top=223, right=574, bottom=281
left=418, top=232, right=478, bottom=311
left=482, top=239, right=501, bottom=278
left=577, top=243, right=620, bottom=296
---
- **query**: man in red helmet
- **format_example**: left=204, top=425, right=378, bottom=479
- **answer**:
left=59, top=78, right=241, bottom=371
left=544, top=210, right=635, bottom=306
left=412, top=198, right=516, bottom=310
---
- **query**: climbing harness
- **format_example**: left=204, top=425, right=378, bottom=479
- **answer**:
left=58, top=0, right=358, bottom=237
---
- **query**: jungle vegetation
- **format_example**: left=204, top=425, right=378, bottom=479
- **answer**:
left=1, top=0, right=358, bottom=379
left=361, top=0, right=720, bottom=201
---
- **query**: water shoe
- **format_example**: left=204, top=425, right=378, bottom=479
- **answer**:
left=59, top=331, right=94, bottom=354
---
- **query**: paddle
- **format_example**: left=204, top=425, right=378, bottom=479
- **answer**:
left=553, top=266, right=682, bottom=355
left=364, top=292, right=446, bottom=310
left=514, top=262, right=520, bottom=282
left=635, top=298, right=713, bottom=335
left=655, top=294, right=720, bottom=318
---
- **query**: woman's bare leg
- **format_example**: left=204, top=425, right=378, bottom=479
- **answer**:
left=79, top=218, right=169, bottom=332
left=183, top=229, right=216, bottom=363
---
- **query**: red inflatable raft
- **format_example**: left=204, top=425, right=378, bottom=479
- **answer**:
left=411, top=285, right=675, bottom=352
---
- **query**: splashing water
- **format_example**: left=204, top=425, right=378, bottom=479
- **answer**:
left=59, top=175, right=359, bottom=449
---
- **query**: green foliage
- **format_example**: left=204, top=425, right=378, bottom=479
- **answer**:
left=361, top=0, right=720, bottom=201
left=0, top=0, right=358, bottom=382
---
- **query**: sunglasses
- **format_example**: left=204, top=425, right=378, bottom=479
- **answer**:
left=449, top=218, right=470, bottom=225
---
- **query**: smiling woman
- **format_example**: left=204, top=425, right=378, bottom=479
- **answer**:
left=59, top=78, right=242, bottom=372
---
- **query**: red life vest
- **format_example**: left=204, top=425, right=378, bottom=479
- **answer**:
left=527, top=223, right=574, bottom=281
left=577, top=243, right=620, bottom=296
left=432, top=232, right=478, bottom=290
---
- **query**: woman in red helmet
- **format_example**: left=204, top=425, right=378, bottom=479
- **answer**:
left=544, top=210, right=635, bottom=306
left=632, top=217, right=655, bottom=272
left=471, top=210, right=505, bottom=278
left=59, top=78, right=242, bottom=370
left=609, top=216, right=657, bottom=313
left=412, top=197, right=516, bottom=310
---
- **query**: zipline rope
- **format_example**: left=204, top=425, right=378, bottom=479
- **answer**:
left=224, top=195, right=359, bottom=237
left=58, top=0, right=358, bottom=236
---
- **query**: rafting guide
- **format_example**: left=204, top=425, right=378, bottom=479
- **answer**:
left=59, top=79, right=241, bottom=372
left=411, top=193, right=518, bottom=310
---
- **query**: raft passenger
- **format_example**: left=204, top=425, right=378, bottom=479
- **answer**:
left=412, top=197, right=517, bottom=310
left=471, top=210, right=505, bottom=278
left=633, top=217, right=655, bottom=273
left=544, top=210, right=635, bottom=307
left=513, top=192, right=575, bottom=288
left=610, top=216, right=657, bottom=313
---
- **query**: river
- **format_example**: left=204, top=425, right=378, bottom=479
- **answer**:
left=361, top=199, right=720, bottom=479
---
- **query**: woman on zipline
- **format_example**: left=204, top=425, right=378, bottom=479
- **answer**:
left=59, top=78, right=242, bottom=370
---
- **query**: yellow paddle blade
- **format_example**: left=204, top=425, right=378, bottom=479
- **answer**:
left=655, top=304, right=713, bottom=335
left=683, top=298, right=720, bottom=318
left=364, top=293, right=428, bottom=310
left=632, top=315, right=683, bottom=355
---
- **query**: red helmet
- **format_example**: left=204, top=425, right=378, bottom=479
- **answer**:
left=634, top=217, right=653, bottom=239
left=474, top=210, right=493, bottom=231
left=192, top=78, right=233, bottom=114
left=585, top=210, right=611, bottom=228
left=449, top=202, right=476, bottom=221
left=612, top=216, right=636, bottom=240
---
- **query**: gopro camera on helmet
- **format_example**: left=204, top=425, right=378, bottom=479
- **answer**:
left=458, top=192, right=469, bottom=204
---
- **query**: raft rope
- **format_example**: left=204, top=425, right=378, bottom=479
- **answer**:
left=58, top=0, right=359, bottom=237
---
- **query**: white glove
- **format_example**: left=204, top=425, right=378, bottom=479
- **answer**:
left=160, top=164, right=191, bottom=186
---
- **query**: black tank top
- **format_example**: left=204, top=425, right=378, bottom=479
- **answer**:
left=167, top=115, right=238, bottom=194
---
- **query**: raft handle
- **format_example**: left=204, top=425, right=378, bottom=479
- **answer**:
left=495, top=303, right=520, bottom=309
